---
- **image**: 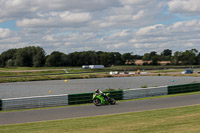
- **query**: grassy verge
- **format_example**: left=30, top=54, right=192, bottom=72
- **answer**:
left=0, top=66, right=200, bottom=83
left=0, top=67, right=112, bottom=83
left=0, top=73, right=112, bottom=83
left=0, top=104, right=200, bottom=133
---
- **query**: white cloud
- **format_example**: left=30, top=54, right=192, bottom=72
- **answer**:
left=42, top=35, right=55, bottom=42
left=0, top=28, right=11, bottom=38
left=131, top=19, right=200, bottom=53
left=135, top=24, right=164, bottom=36
left=16, top=11, right=91, bottom=28
left=0, top=0, right=38, bottom=22
left=37, top=0, right=119, bottom=12
left=1, top=0, right=200, bottom=55
left=119, top=0, right=150, bottom=5
left=0, top=0, right=119, bottom=22
left=168, top=0, right=200, bottom=15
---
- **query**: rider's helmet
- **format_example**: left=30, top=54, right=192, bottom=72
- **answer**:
left=95, top=89, right=100, bottom=93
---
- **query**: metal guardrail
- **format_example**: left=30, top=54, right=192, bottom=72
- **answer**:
left=0, top=99, right=2, bottom=111
left=103, top=90, right=123, bottom=100
left=1, top=94, right=68, bottom=110
left=68, top=90, right=123, bottom=105
left=123, top=86, right=168, bottom=100
left=1, top=83, right=200, bottom=110
left=68, top=93, right=93, bottom=105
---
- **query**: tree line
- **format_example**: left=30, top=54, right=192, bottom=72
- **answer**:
left=0, top=46, right=200, bottom=67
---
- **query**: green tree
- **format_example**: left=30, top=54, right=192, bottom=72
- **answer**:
left=161, top=49, right=172, bottom=56
left=160, top=49, right=172, bottom=61
left=45, top=51, right=67, bottom=66
left=181, top=49, right=198, bottom=65
left=151, top=55, right=159, bottom=65
left=171, top=51, right=182, bottom=65
left=99, top=52, right=109, bottom=66
left=122, top=53, right=133, bottom=64
left=195, top=52, right=200, bottom=65
left=150, top=51, right=157, bottom=59
left=14, top=46, right=45, bottom=67
left=33, top=48, right=46, bottom=67
left=0, top=49, right=17, bottom=67
left=143, top=53, right=150, bottom=61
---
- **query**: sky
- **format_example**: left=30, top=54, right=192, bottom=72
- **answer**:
left=0, top=0, right=200, bottom=55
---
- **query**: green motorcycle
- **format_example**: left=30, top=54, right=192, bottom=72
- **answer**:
left=92, top=92, right=116, bottom=106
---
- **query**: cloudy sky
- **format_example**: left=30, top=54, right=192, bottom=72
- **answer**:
left=0, top=0, right=200, bottom=55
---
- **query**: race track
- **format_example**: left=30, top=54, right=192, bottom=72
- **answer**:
left=0, top=94, right=200, bottom=125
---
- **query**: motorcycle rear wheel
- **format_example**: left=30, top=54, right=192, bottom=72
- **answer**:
left=109, top=98, right=116, bottom=105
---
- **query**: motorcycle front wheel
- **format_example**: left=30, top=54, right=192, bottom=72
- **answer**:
left=93, top=99, right=101, bottom=106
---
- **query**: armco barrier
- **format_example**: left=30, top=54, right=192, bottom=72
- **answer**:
left=2, top=82, right=200, bottom=111
left=0, top=99, right=2, bottom=111
left=123, top=86, right=168, bottom=100
left=68, top=93, right=93, bottom=105
left=1, top=94, right=68, bottom=110
left=104, top=90, right=123, bottom=100
left=168, top=82, right=200, bottom=94
left=68, top=90, right=123, bottom=105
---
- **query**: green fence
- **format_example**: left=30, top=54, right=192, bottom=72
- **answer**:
left=0, top=99, right=2, bottom=111
left=103, top=90, right=123, bottom=100
left=68, top=90, right=123, bottom=105
left=168, top=82, right=200, bottom=94
left=68, top=93, right=93, bottom=105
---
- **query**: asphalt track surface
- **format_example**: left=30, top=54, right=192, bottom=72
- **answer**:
left=0, top=94, right=200, bottom=125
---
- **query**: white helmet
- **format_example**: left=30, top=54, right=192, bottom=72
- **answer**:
left=95, top=89, right=100, bottom=93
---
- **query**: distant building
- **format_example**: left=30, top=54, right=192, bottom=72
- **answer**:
left=89, top=65, right=104, bottom=69
left=134, top=60, right=171, bottom=66
left=125, top=60, right=134, bottom=65
left=134, top=60, right=151, bottom=65
left=82, top=65, right=90, bottom=69
left=158, top=61, right=171, bottom=66
left=82, top=65, right=104, bottom=69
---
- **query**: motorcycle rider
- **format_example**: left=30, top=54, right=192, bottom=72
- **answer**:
left=95, top=89, right=109, bottom=101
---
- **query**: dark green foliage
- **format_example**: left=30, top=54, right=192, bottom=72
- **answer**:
left=66, top=51, right=123, bottom=67
left=1, top=46, right=200, bottom=67
left=161, top=49, right=172, bottom=57
left=0, top=46, right=46, bottom=67
left=45, top=51, right=67, bottom=66
left=14, top=46, right=46, bottom=67
left=0, top=49, right=17, bottom=67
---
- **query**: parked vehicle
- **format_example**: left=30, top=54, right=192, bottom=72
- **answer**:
left=92, top=92, right=116, bottom=106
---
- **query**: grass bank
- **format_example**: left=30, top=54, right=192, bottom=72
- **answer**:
left=0, top=65, right=200, bottom=83
left=0, top=105, right=200, bottom=133
left=0, top=67, right=112, bottom=83
left=0, top=73, right=112, bottom=83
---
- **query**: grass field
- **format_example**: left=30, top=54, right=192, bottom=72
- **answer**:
left=0, top=65, right=200, bottom=83
left=0, top=67, right=111, bottom=83
left=0, top=105, right=200, bottom=133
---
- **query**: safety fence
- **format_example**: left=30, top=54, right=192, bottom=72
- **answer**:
left=168, top=82, right=200, bottom=94
left=68, top=90, right=123, bottom=105
left=123, top=86, right=168, bottom=100
left=0, top=99, right=2, bottom=110
left=1, top=94, right=68, bottom=110
left=1, top=82, right=200, bottom=110
left=68, top=93, right=93, bottom=105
